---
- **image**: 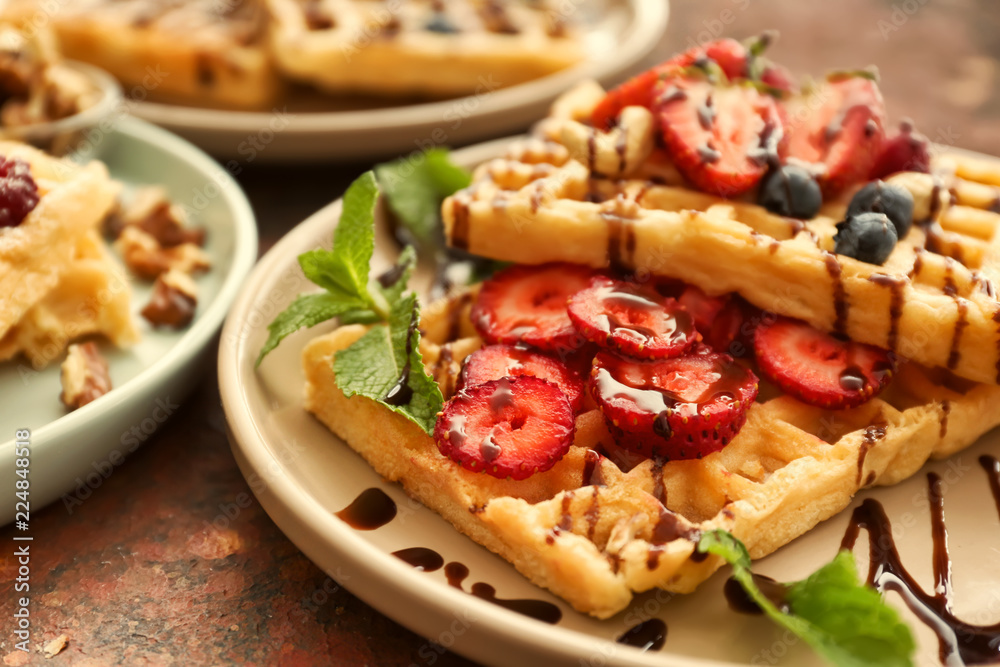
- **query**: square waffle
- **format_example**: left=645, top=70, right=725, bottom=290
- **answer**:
left=0, top=0, right=281, bottom=110
left=0, top=140, right=136, bottom=366
left=265, top=0, right=585, bottom=97
left=442, top=81, right=1000, bottom=386
left=303, top=287, right=1000, bottom=618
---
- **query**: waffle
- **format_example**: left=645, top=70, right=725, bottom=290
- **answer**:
left=0, top=0, right=281, bottom=110
left=303, top=287, right=1000, bottom=618
left=0, top=140, right=136, bottom=366
left=0, top=230, right=135, bottom=367
left=265, top=0, right=585, bottom=97
left=442, top=81, right=1000, bottom=386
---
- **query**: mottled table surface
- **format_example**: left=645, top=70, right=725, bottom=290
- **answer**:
left=3, top=1, right=1000, bottom=664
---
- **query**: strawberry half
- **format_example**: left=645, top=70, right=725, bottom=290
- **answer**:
left=434, top=376, right=575, bottom=480
left=753, top=316, right=896, bottom=409
left=471, top=263, right=595, bottom=352
left=459, top=344, right=585, bottom=412
left=868, top=120, right=931, bottom=179
left=589, top=350, right=758, bottom=461
left=784, top=73, right=886, bottom=195
left=568, top=276, right=699, bottom=360
left=654, top=73, right=784, bottom=197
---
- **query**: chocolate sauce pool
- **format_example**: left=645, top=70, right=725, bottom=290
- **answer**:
left=839, top=459, right=1000, bottom=665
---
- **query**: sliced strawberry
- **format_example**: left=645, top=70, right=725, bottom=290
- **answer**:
left=784, top=73, right=886, bottom=195
left=589, top=350, right=758, bottom=461
left=655, top=73, right=784, bottom=197
left=459, top=344, right=585, bottom=412
left=868, top=120, right=931, bottom=179
left=471, top=263, right=595, bottom=352
left=568, top=276, right=698, bottom=359
left=753, top=316, right=896, bottom=409
left=760, top=63, right=796, bottom=96
left=677, top=286, right=753, bottom=357
left=592, top=68, right=665, bottom=131
left=591, top=38, right=753, bottom=131
left=434, top=376, right=575, bottom=480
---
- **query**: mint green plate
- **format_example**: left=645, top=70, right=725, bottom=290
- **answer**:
left=0, top=117, right=257, bottom=524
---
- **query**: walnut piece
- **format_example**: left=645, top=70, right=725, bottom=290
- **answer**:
left=60, top=342, right=112, bottom=410
left=141, top=269, right=198, bottom=328
left=105, top=186, right=206, bottom=247
left=115, top=226, right=210, bottom=280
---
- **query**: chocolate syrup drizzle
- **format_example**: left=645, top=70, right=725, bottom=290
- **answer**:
left=335, top=488, right=397, bottom=530
left=840, top=460, right=1000, bottom=665
left=616, top=618, right=667, bottom=651
left=443, top=560, right=562, bottom=623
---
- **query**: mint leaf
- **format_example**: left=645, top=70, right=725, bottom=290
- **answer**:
left=299, top=172, right=380, bottom=302
left=699, top=530, right=915, bottom=667
left=333, top=293, right=443, bottom=434
left=377, top=245, right=417, bottom=305
left=375, top=149, right=471, bottom=246
left=336, top=245, right=416, bottom=325
left=257, top=292, right=368, bottom=364
left=257, top=173, right=385, bottom=365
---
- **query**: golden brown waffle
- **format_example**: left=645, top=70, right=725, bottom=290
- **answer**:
left=303, top=288, right=1000, bottom=618
left=0, top=230, right=136, bottom=367
left=265, top=0, right=585, bottom=96
left=442, top=81, right=1000, bottom=386
left=0, top=140, right=136, bottom=366
left=0, top=0, right=281, bottom=110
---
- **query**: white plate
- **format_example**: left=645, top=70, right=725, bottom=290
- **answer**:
left=219, top=139, right=1000, bottom=666
left=133, top=0, right=668, bottom=163
left=0, top=117, right=258, bottom=524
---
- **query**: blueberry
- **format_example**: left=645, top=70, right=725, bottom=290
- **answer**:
left=846, top=180, right=914, bottom=238
left=757, top=165, right=822, bottom=219
left=425, top=12, right=459, bottom=33
left=834, top=211, right=898, bottom=264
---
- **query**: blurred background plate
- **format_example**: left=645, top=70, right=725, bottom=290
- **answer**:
left=0, top=117, right=257, bottom=524
left=133, top=0, right=669, bottom=163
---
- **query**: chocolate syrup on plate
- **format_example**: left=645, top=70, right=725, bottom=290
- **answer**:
left=723, top=574, right=790, bottom=615
left=335, top=488, right=397, bottom=530
left=840, top=462, right=1000, bottom=665
left=616, top=618, right=667, bottom=651
left=392, top=547, right=444, bottom=572
left=443, top=561, right=562, bottom=624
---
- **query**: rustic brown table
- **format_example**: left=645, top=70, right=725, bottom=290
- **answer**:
left=3, top=0, right=999, bottom=664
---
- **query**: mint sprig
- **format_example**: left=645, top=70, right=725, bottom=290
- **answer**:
left=256, top=171, right=443, bottom=434
left=699, top=530, right=915, bottom=667
left=375, top=148, right=472, bottom=247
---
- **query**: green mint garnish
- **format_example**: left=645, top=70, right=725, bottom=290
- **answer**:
left=699, top=530, right=915, bottom=667
left=256, top=172, right=443, bottom=435
left=375, top=148, right=472, bottom=247
left=333, top=292, right=443, bottom=434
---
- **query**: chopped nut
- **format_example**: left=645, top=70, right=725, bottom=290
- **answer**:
left=115, top=226, right=210, bottom=280
left=141, top=269, right=198, bottom=328
left=104, top=186, right=205, bottom=247
left=60, top=342, right=112, bottom=410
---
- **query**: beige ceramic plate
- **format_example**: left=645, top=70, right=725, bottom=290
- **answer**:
left=134, top=0, right=668, bottom=163
left=219, top=139, right=1000, bottom=666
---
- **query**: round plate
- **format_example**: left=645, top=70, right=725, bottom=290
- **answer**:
left=1, top=117, right=258, bottom=524
left=219, top=139, right=1000, bottom=666
left=133, top=0, right=668, bottom=163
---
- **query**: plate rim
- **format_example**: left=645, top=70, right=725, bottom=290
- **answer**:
left=133, top=0, right=669, bottom=135
left=217, top=136, right=773, bottom=667
left=1, top=116, right=258, bottom=452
